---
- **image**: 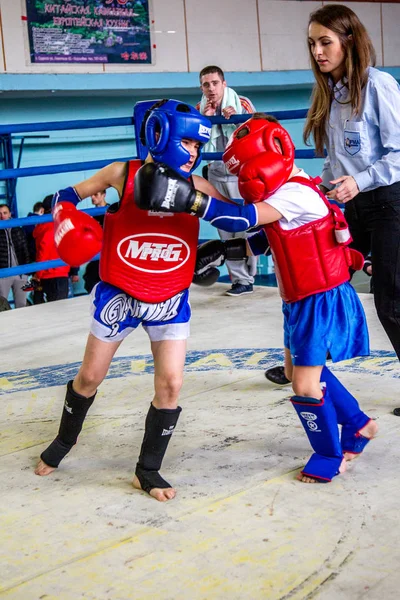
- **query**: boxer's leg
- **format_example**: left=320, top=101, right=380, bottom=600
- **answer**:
left=39, top=380, right=96, bottom=468
left=35, top=334, right=122, bottom=475
left=291, top=387, right=344, bottom=483
left=133, top=337, right=186, bottom=501
left=320, top=367, right=377, bottom=457
left=135, top=403, right=182, bottom=494
left=283, top=347, right=294, bottom=383
left=291, top=365, right=344, bottom=483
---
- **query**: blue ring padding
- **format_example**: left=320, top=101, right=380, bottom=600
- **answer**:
left=0, top=117, right=133, bottom=135
left=202, top=149, right=324, bottom=161
left=207, top=109, right=308, bottom=124
left=0, top=157, right=133, bottom=180
left=0, top=109, right=307, bottom=136
left=0, top=254, right=101, bottom=277
left=0, top=207, right=107, bottom=230
left=0, top=254, right=100, bottom=277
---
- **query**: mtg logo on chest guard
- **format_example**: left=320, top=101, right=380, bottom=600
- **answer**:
left=117, top=233, right=190, bottom=274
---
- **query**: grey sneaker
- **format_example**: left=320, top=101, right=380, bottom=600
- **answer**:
left=225, top=283, right=253, bottom=296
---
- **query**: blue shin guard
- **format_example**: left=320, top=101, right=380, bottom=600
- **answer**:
left=291, top=389, right=343, bottom=482
left=320, top=367, right=371, bottom=455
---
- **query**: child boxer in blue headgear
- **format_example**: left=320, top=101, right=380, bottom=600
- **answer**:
left=35, top=99, right=239, bottom=502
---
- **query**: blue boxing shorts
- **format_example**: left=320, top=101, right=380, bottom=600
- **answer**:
left=283, top=281, right=369, bottom=366
left=90, top=282, right=191, bottom=343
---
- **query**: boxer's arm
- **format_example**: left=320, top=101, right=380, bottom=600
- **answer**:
left=192, top=174, right=237, bottom=205
left=194, top=167, right=283, bottom=224
left=74, top=161, right=127, bottom=199
left=253, top=201, right=283, bottom=225
left=204, top=198, right=282, bottom=231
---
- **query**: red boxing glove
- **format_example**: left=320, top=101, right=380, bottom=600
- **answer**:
left=238, top=153, right=289, bottom=203
left=346, top=248, right=365, bottom=271
left=53, top=202, right=103, bottom=266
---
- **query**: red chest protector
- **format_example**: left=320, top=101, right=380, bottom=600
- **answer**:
left=265, top=176, right=356, bottom=303
left=100, top=160, right=199, bottom=302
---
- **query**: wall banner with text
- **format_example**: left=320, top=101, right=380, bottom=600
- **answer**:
left=25, top=0, right=152, bottom=64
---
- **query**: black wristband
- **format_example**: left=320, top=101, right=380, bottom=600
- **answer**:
left=188, top=190, right=210, bottom=217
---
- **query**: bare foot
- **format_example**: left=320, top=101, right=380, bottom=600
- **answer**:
left=132, top=475, right=176, bottom=502
left=344, top=420, right=378, bottom=461
left=296, top=458, right=347, bottom=484
left=34, top=459, right=56, bottom=476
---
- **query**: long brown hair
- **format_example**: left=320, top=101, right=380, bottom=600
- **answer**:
left=303, top=4, right=376, bottom=156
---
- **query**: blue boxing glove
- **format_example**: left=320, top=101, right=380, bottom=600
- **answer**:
left=52, top=186, right=82, bottom=210
left=202, top=197, right=257, bottom=232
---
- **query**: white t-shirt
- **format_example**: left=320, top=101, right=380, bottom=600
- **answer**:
left=265, top=170, right=329, bottom=231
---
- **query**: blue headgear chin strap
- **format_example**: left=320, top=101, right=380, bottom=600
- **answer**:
left=144, top=99, right=211, bottom=178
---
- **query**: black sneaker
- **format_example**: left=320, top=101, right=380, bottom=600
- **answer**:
left=265, top=365, right=290, bottom=385
left=225, top=283, right=253, bottom=296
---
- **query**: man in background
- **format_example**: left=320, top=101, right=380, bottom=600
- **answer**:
left=0, top=204, right=30, bottom=308
left=197, top=65, right=257, bottom=296
left=23, top=201, right=45, bottom=304
left=24, top=201, right=44, bottom=262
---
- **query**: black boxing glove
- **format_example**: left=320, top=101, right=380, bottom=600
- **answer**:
left=192, top=238, right=247, bottom=287
left=192, top=266, right=220, bottom=287
left=134, top=162, right=211, bottom=216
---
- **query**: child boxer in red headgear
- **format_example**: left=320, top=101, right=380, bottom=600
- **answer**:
left=135, top=113, right=377, bottom=484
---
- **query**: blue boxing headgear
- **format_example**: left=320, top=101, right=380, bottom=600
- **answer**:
left=142, top=99, right=211, bottom=178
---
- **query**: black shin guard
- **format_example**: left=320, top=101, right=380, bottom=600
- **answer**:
left=41, top=380, right=96, bottom=468
left=135, top=403, right=182, bottom=494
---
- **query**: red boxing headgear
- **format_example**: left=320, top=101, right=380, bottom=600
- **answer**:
left=223, top=118, right=295, bottom=203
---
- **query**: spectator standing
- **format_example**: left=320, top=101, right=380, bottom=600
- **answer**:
left=23, top=201, right=45, bottom=304
left=0, top=204, right=30, bottom=308
left=197, top=65, right=257, bottom=296
left=24, top=201, right=44, bottom=262
left=304, top=4, right=400, bottom=413
left=33, top=195, right=79, bottom=302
